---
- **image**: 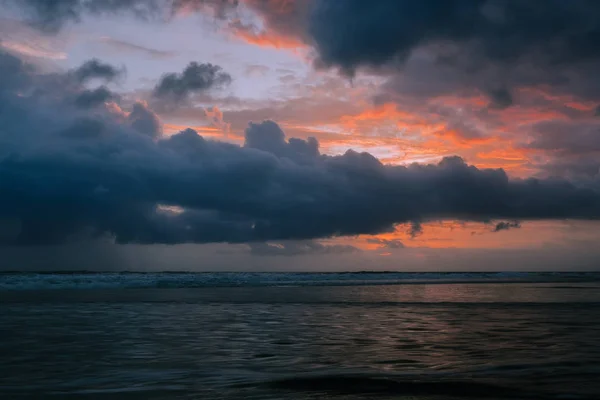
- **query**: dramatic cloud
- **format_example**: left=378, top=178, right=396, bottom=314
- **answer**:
left=9, top=0, right=600, bottom=108
left=308, top=0, right=600, bottom=71
left=493, top=221, right=521, bottom=232
left=244, top=120, right=319, bottom=164
left=71, top=58, right=124, bottom=84
left=227, top=0, right=311, bottom=49
left=73, top=86, right=116, bottom=108
left=307, top=0, right=600, bottom=104
left=153, top=62, right=232, bottom=102
left=128, top=101, right=162, bottom=138
left=2, top=51, right=600, bottom=246
left=0, top=49, right=30, bottom=91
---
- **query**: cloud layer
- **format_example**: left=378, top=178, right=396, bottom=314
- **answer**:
left=308, top=0, right=600, bottom=105
left=1, top=51, right=600, bottom=246
left=9, top=1, right=599, bottom=105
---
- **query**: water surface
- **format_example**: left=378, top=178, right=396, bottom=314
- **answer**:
left=1, top=273, right=599, bottom=399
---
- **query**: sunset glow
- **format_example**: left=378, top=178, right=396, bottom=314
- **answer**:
left=2, top=0, right=600, bottom=271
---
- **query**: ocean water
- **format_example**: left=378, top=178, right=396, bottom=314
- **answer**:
left=1, top=272, right=600, bottom=399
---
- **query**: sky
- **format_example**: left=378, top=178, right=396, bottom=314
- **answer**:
left=1, top=0, right=600, bottom=271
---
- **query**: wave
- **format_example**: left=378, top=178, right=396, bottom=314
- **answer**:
left=1, top=271, right=599, bottom=291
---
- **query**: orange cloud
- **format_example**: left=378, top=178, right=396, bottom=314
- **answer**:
left=476, top=148, right=528, bottom=162
left=495, top=107, right=567, bottom=126
left=1, top=40, right=67, bottom=60
left=226, top=0, right=308, bottom=50
left=519, top=87, right=598, bottom=113
left=255, top=96, right=465, bottom=166
left=280, top=121, right=451, bottom=165
left=434, top=128, right=496, bottom=148
left=230, top=25, right=305, bottom=49
left=339, top=103, right=418, bottom=128
left=344, top=220, right=570, bottom=251
left=474, top=147, right=533, bottom=174
left=430, top=94, right=489, bottom=108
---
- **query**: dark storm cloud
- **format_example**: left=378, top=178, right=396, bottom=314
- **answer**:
left=0, top=51, right=122, bottom=108
left=3, top=51, right=600, bottom=246
left=309, top=0, right=600, bottom=71
left=4, top=0, right=239, bottom=32
left=153, top=62, right=232, bottom=102
left=71, top=59, right=123, bottom=84
left=244, top=120, right=319, bottom=164
left=487, top=88, right=513, bottom=110
left=248, top=241, right=359, bottom=256
left=0, top=50, right=31, bottom=91
left=307, top=0, right=600, bottom=103
left=128, top=101, right=162, bottom=138
left=493, top=221, right=521, bottom=232
left=73, top=86, right=116, bottom=108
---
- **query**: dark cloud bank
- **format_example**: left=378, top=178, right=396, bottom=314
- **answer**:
left=308, top=0, right=600, bottom=71
left=1, top=51, right=600, bottom=246
left=307, top=0, right=600, bottom=106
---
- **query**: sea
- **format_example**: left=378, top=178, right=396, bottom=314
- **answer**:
left=1, top=271, right=600, bottom=399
